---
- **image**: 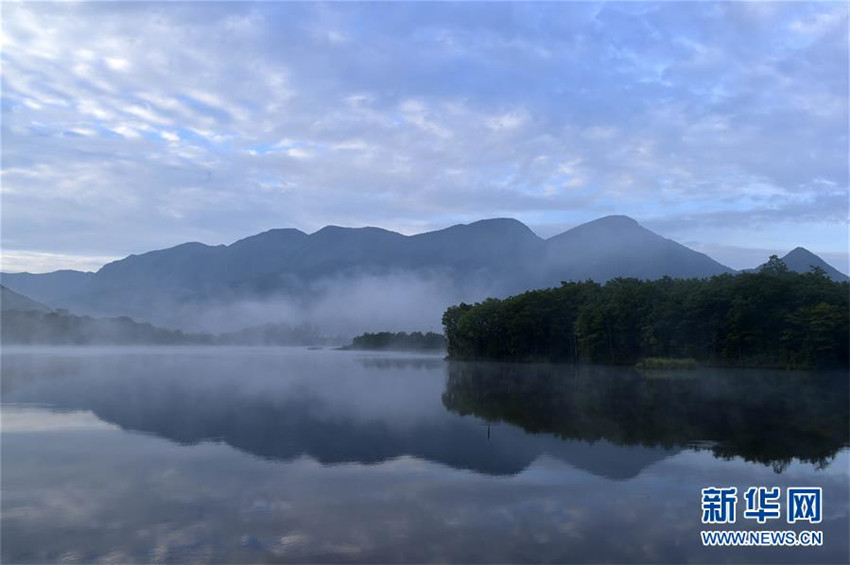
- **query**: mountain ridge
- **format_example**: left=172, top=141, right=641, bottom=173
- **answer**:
left=0, top=284, right=53, bottom=313
left=2, top=215, right=844, bottom=332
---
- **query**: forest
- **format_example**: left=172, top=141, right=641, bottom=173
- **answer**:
left=442, top=257, right=849, bottom=369
left=344, top=331, right=446, bottom=351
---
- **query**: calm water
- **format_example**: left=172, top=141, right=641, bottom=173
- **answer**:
left=1, top=347, right=848, bottom=564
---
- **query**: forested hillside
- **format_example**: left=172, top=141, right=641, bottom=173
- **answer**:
left=442, top=257, right=849, bottom=369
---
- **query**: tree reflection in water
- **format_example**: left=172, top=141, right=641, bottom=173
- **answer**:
left=443, top=362, right=849, bottom=473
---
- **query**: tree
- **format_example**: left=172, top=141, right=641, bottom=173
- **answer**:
left=760, top=255, right=789, bottom=275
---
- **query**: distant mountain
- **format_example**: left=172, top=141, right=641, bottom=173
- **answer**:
left=0, top=216, right=737, bottom=332
left=771, top=247, right=848, bottom=282
left=0, top=285, right=52, bottom=313
left=0, top=270, right=94, bottom=307
left=0, top=285, right=332, bottom=346
left=0, top=308, right=211, bottom=346
left=0, top=283, right=210, bottom=345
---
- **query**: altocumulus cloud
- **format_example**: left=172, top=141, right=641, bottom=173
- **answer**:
left=1, top=1, right=846, bottom=273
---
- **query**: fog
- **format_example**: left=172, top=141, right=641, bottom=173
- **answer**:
left=1, top=348, right=452, bottom=430
left=109, top=270, right=505, bottom=338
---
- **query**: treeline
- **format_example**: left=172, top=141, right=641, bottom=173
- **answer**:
left=442, top=258, right=849, bottom=369
left=1, top=310, right=212, bottom=345
left=345, top=331, right=446, bottom=351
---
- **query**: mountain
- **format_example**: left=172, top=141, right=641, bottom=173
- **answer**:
left=0, top=216, right=736, bottom=331
left=0, top=285, right=52, bottom=313
left=86, top=222, right=533, bottom=292
left=407, top=218, right=542, bottom=269
left=776, top=247, right=848, bottom=282
left=542, top=215, right=734, bottom=284
left=0, top=270, right=94, bottom=307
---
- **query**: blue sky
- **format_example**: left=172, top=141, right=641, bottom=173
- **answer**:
left=1, top=1, right=847, bottom=273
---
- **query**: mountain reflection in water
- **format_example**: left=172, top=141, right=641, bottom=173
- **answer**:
left=2, top=348, right=846, bottom=476
left=1, top=347, right=848, bottom=564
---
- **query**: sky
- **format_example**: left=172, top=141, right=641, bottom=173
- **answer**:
left=1, top=1, right=847, bottom=274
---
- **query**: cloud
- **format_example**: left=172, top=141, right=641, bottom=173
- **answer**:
left=0, top=1, right=846, bottom=273
left=1, top=250, right=119, bottom=273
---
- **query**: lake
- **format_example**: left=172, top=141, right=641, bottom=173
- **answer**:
left=1, top=347, right=847, bottom=563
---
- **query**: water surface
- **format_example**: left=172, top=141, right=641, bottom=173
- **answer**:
left=2, top=347, right=847, bottom=563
